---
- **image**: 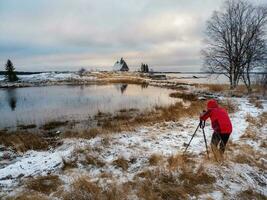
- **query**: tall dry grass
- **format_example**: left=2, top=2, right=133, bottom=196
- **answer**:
left=237, top=188, right=266, bottom=200
left=6, top=192, right=49, bottom=200
left=62, top=176, right=125, bottom=200
left=112, top=157, right=129, bottom=171
left=134, top=164, right=215, bottom=200
left=25, top=175, right=62, bottom=195
left=249, top=98, right=264, bottom=109
left=0, top=132, right=48, bottom=152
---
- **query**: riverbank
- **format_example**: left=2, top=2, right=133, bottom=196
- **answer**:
left=0, top=95, right=266, bottom=199
left=0, top=73, right=266, bottom=199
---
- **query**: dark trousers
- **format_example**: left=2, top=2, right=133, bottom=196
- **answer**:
left=211, top=132, right=230, bottom=153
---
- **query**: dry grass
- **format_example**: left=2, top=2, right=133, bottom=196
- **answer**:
left=41, top=120, right=68, bottom=130
left=196, top=83, right=265, bottom=97
left=237, top=188, right=266, bottom=200
left=62, top=157, right=78, bottom=171
left=233, top=154, right=255, bottom=165
left=169, top=92, right=198, bottom=101
left=112, top=157, right=129, bottom=171
left=25, top=175, right=62, bottom=195
left=249, top=98, right=264, bottom=109
left=240, top=127, right=257, bottom=140
left=107, top=77, right=147, bottom=85
left=0, top=132, right=48, bottom=152
left=63, top=177, right=102, bottom=200
left=62, top=128, right=101, bottom=139
left=135, top=164, right=215, bottom=200
left=62, top=176, right=125, bottom=200
left=167, top=154, right=195, bottom=171
left=82, top=155, right=105, bottom=167
left=6, top=192, right=49, bottom=200
left=245, top=114, right=257, bottom=124
left=149, top=154, right=163, bottom=166
left=219, top=99, right=238, bottom=113
left=230, top=144, right=266, bottom=170
left=206, top=84, right=229, bottom=92
left=179, top=165, right=216, bottom=186
left=194, top=84, right=229, bottom=93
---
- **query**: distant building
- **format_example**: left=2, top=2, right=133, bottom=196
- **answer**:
left=113, top=58, right=129, bottom=71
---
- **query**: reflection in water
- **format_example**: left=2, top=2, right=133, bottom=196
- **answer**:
left=141, top=83, right=149, bottom=89
left=114, top=84, right=128, bottom=94
left=0, top=84, right=177, bottom=128
left=120, top=84, right=128, bottom=94
left=6, top=89, right=17, bottom=111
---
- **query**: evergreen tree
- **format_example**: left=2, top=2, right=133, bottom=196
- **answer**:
left=5, top=59, right=18, bottom=82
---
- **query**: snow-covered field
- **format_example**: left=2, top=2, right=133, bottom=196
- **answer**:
left=0, top=72, right=97, bottom=87
left=0, top=98, right=266, bottom=199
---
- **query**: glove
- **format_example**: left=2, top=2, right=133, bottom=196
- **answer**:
left=199, top=120, right=205, bottom=129
left=199, top=120, right=203, bottom=127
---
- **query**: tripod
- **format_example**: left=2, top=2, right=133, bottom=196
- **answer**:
left=183, top=120, right=209, bottom=158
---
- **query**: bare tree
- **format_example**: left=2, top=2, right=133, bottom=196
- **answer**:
left=202, top=0, right=267, bottom=90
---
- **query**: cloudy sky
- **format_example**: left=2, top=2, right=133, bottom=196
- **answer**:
left=0, top=0, right=265, bottom=72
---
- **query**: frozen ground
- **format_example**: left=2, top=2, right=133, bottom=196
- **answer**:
left=0, top=98, right=266, bottom=199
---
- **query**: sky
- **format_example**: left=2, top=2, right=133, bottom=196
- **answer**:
left=0, top=0, right=265, bottom=72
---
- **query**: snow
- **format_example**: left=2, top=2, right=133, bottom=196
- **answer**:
left=0, top=97, right=266, bottom=198
left=0, top=72, right=96, bottom=86
left=0, top=75, right=5, bottom=81
left=18, top=72, right=95, bottom=82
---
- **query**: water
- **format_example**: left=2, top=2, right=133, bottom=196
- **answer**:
left=163, top=73, right=265, bottom=84
left=0, top=84, right=177, bottom=128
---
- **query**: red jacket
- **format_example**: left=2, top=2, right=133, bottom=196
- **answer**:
left=200, top=99, right=232, bottom=134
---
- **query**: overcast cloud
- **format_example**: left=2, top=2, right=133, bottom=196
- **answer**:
left=0, top=0, right=265, bottom=71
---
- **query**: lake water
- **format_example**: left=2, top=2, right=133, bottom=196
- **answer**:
left=163, top=73, right=265, bottom=84
left=0, top=84, right=177, bottom=128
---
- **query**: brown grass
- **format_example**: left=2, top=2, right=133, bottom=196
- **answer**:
left=179, top=165, right=216, bottom=186
left=237, top=188, right=266, bottom=200
left=62, top=157, right=78, bottom=171
left=135, top=165, right=215, bottom=200
left=0, top=132, right=48, bottom=152
left=6, top=192, right=49, bottom=200
left=194, top=84, right=229, bottom=93
left=41, top=120, right=68, bottom=130
left=169, top=92, right=198, bottom=101
left=240, top=127, right=257, bottom=140
left=196, top=83, right=265, bottom=97
left=107, top=77, right=147, bottom=85
left=207, top=84, right=229, bottom=92
left=219, top=99, right=238, bottom=113
left=82, top=155, right=105, bottom=167
left=112, top=157, right=129, bottom=171
left=230, top=144, right=266, bottom=170
left=62, top=128, right=101, bottom=139
left=25, top=175, right=62, bottom=195
left=62, top=177, right=125, bottom=200
left=149, top=154, right=163, bottom=166
left=167, top=154, right=195, bottom=171
left=233, top=154, right=255, bottom=165
left=249, top=98, right=264, bottom=109
left=63, top=177, right=102, bottom=200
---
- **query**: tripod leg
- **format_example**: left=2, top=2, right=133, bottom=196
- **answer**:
left=202, top=128, right=209, bottom=158
left=183, top=124, right=200, bottom=154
